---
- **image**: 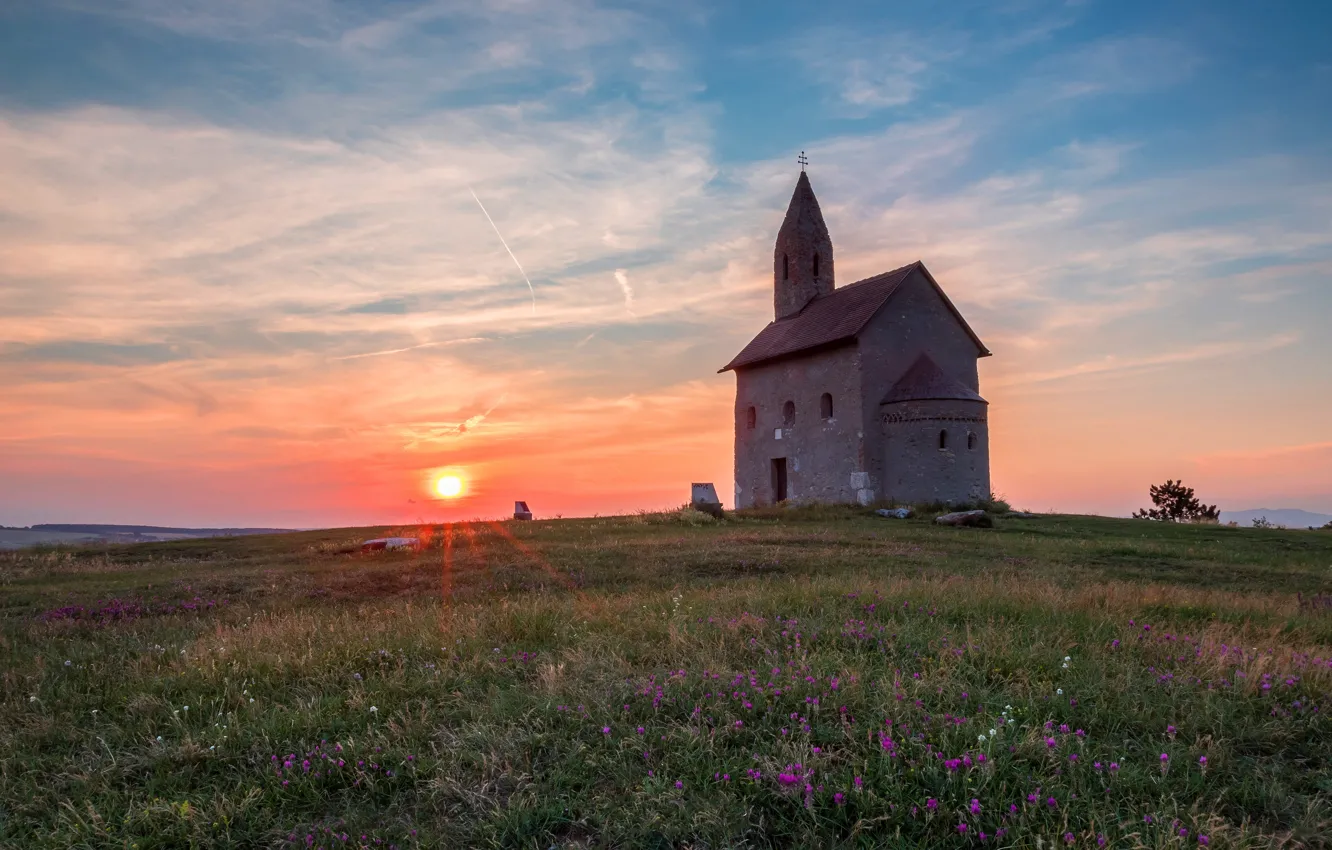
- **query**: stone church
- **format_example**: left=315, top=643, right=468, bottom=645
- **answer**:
left=721, top=171, right=992, bottom=508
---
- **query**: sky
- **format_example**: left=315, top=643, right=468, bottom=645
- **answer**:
left=2, top=0, right=1330, bottom=528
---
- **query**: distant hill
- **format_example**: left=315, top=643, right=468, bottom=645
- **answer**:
left=1219, top=509, right=1332, bottom=529
left=0, top=524, right=296, bottom=550
left=31, top=523, right=293, bottom=536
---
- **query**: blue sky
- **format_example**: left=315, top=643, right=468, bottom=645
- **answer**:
left=1, top=0, right=1330, bottom=526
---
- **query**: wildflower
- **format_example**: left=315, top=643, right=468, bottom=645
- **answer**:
left=1094, top=761, right=1103, bottom=771
left=1109, top=762, right=1120, bottom=772
left=1069, top=754, right=1078, bottom=762
left=1047, top=797, right=1058, bottom=808
left=834, top=792, right=845, bottom=806
left=1167, top=724, right=1177, bottom=737
left=958, top=823, right=969, bottom=835
left=369, top=706, right=378, bottom=713
left=989, top=728, right=997, bottom=737
left=1056, top=688, right=1064, bottom=695
left=970, top=798, right=981, bottom=815
left=853, top=776, right=863, bottom=789
left=1199, top=836, right=1210, bottom=846
left=1199, top=755, right=1207, bottom=767
left=926, top=798, right=938, bottom=812
left=674, top=780, right=683, bottom=789
left=1064, top=833, right=1075, bottom=845
left=602, top=726, right=610, bottom=735
left=978, top=734, right=986, bottom=742
left=64, top=660, right=71, bottom=667
left=1097, top=836, right=1106, bottom=846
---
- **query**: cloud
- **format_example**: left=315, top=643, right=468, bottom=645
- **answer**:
left=614, top=269, right=635, bottom=315
left=990, top=332, right=1301, bottom=387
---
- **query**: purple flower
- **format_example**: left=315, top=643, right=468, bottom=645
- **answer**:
left=1047, top=797, right=1058, bottom=808
left=834, top=792, right=846, bottom=806
left=1199, top=836, right=1210, bottom=846
left=1199, top=755, right=1207, bottom=767
left=602, top=726, right=611, bottom=735
left=926, top=798, right=938, bottom=812
left=970, top=798, right=981, bottom=815
left=853, top=776, right=863, bottom=788
left=675, top=780, right=683, bottom=789
left=958, top=823, right=969, bottom=834
left=1064, top=834, right=1075, bottom=845
left=1097, top=836, right=1106, bottom=847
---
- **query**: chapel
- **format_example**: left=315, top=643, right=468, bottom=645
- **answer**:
left=720, top=170, right=992, bottom=508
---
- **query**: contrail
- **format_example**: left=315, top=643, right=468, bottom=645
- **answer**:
left=469, top=186, right=536, bottom=315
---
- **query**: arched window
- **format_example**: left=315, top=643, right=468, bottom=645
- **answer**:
left=939, top=429, right=948, bottom=450
left=783, top=400, right=795, bottom=427
left=745, top=406, right=756, bottom=430
left=820, top=393, right=833, bottom=419
left=813, top=252, right=820, bottom=277
left=967, top=432, right=976, bottom=450
left=782, top=254, right=789, bottom=280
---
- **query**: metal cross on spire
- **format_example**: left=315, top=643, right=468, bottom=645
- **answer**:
left=797, top=151, right=808, bottom=171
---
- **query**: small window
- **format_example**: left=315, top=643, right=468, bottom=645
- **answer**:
left=782, top=254, right=789, bottom=280
left=967, top=432, right=976, bottom=450
left=820, top=393, right=833, bottom=419
left=813, top=252, right=820, bottom=277
left=782, top=400, right=795, bottom=427
left=746, top=406, right=756, bottom=430
left=939, top=429, right=948, bottom=450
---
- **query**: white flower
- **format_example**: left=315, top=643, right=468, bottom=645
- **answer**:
left=1064, top=656, right=1071, bottom=662
left=978, top=734, right=986, bottom=742
left=28, top=695, right=36, bottom=703
left=1056, top=688, right=1063, bottom=695
left=369, top=706, right=378, bottom=713
left=183, top=705, right=189, bottom=711
left=156, top=736, right=163, bottom=742
left=64, top=660, right=71, bottom=666
left=989, top=728, right=997, bottom=737
left=249, top=698, right=254, bottom=703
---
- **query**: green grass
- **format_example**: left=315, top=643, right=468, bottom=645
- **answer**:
left=2, top=508, right=1331, bottom=848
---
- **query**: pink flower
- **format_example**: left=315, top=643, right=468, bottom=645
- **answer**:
left=970, top=799, right=981, bottom=815
left=957, top=823, right=969, bottom=834
left=674, top=780, right=683, bottom=789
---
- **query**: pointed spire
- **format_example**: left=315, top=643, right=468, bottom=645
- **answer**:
left=774, top=171, right=834, bottom=319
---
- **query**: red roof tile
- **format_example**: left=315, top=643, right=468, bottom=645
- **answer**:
left=882, top=352, right=987, bottom=404
left=719, top=263, right=918, bottom=372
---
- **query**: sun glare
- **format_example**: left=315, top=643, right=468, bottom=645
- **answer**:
left=435, top=474, right=464, bottom=499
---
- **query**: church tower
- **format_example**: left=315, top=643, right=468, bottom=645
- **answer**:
left=773, top=171, right=835, bottom=319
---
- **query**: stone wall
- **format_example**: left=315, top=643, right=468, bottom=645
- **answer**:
left=732, top=345, right=865, bottom=508
left=880, top=398, right=990, bottom=504
left=852, top=268, right=987, bottom=500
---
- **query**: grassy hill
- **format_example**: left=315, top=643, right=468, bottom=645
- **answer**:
left=2, top=508, right=1330, bottom=848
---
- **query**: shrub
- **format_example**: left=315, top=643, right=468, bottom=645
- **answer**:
left=1133, top=480, right=1219, bottom=523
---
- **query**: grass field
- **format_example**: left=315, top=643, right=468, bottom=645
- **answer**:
left=2, top=507, right=1331, bottom=849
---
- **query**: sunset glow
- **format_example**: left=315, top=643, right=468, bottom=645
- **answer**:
left=0, top=2, right=1329, bottom=529
left=435, top=475, right=464, bottom=500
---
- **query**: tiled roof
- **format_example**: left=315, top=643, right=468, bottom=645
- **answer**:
left=720, top=261, right=991, bottom=372
left=720, top=263, right=919, bottom=372
left=882, top=352, right=987, bottom=404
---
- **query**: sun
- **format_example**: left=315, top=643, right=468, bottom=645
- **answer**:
left=435, top=474, right=464, bottom=499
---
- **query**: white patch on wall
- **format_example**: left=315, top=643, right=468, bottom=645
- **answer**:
left=856, top=489, right=874, bottom=505
left=735, top=483, right=742, bottom=502
left=850, top=472, right=868, bottom=489
left=774, top=428, right=783, bottom=440
left=793, top=457, right=800, bottom=472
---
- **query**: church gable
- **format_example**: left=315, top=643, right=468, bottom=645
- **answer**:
left=720, top=261, right=987, bottom=373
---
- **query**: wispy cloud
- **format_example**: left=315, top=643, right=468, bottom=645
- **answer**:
left=991, top=332, right=1302, bottom=387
